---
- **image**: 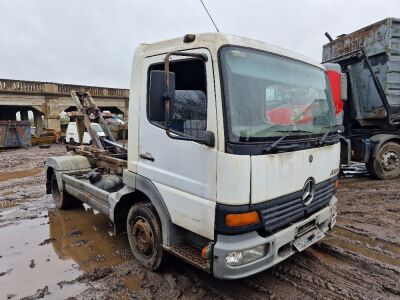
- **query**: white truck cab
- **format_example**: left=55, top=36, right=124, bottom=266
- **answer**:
left=45, top=33, right=339, bottom=279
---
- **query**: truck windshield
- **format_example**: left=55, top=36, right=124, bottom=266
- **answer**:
left=219, top=47, right=336, bottom=143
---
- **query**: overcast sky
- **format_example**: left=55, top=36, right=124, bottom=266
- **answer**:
left=0, top=0, right=398, bottom=88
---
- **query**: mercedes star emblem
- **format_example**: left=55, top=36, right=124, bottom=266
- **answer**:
left=302, top=178, right=315, bottom=205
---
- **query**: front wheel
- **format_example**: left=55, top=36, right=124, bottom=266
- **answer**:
left=127, top=202, right=164, bottom=270
left=367, top=141, right=400, bottom=180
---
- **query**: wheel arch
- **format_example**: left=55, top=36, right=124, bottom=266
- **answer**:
left=370, top=134, right=400, bottom=158
left=44, top=155, right=92, bottom=195
left=111, top=173, right=181, bottom=247
left=112, top=188, right=150, bottom=235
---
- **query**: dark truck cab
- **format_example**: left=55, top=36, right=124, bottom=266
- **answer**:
left=323, top=18, right=400, bottom=179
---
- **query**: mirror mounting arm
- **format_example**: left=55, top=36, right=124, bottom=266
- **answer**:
left=164, top=51, right=208, bottom=101
left=162, top=51, right=213, bottom=146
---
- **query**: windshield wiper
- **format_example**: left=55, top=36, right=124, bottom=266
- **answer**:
left=263, top=135, right=288, bottom=153
left=316, top=125, right=340, bottom=146
left=262, top=134, right=301, bottom=154
left=317, top=130, right=340, bottom=146
left=317, top=131, right=330, bottom=146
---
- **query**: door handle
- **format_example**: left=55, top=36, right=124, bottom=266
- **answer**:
left=139, top=153, right=155, bottom=162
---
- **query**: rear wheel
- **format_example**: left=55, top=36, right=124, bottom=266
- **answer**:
left=368, top=141, right=400, bottom=180
left=127, top=202, right=164, bottom=270
left=51, top=173, right=80, bottom=209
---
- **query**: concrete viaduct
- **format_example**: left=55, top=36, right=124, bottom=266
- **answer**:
left=0, top=79, right=129, bottom=132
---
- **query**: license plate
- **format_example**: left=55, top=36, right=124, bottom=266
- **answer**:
left=293, top=227, right=325, bottom=252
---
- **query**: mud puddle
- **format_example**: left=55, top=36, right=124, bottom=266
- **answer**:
left=49, top=205, right=133, bottom=271
left=0, top=205, right=133, bottom=299
left=0, top=167, right=42, bottom=182
left=0, top=216, right=86, bottom=299
left=123, top=275, right=141, bottom=291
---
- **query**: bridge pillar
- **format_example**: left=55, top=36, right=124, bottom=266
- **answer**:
left=125, top=99, right=129, bottom=120
left=45, top=117, right=60, bottom=131
left=44, top=98, right=61, bottom=131
left=34, top=111, right=43, bottom=134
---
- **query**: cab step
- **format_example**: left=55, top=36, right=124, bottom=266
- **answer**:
left=166, top=245, right=209, bottom=272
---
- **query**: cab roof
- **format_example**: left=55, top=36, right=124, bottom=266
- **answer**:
left=137, top=33, right=323, bottom=69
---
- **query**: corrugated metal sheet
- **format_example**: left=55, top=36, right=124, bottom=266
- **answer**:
left=323, top=18, right=400, bottom=121
left=0, top=121, right=31, bottom=148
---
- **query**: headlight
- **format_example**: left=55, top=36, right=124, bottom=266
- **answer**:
left=225, top=245, right=267, bottom=267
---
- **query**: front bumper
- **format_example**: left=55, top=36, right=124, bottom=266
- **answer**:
left=212, top=196, right=337, bottom=279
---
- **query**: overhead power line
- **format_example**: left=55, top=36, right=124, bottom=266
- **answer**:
left=199, top=0, right=220, bottom=32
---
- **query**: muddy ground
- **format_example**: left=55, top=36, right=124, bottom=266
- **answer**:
left=0, top=145, right=399, bottom=300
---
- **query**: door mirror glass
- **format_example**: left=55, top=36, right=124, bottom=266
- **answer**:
left=148, top=70, right=176, bottom=122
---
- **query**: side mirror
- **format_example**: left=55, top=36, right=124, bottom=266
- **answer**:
left=148, top=70, right=175, bottom=122
left=202, top=130, right=215, bottom=147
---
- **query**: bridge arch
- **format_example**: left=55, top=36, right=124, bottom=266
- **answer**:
left=0, top=79, right=129, bottom=131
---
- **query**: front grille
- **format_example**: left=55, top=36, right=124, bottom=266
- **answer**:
left=259, top=177, right=336, bottom=233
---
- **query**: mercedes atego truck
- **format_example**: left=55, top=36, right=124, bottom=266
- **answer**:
left=45, top=33, right=340, bottom=279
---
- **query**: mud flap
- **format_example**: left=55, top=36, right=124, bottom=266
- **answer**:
left=293, top=228, right=325, bottom=252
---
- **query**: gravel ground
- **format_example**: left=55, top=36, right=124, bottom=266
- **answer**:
left=0, top=145, right=399, bottom=299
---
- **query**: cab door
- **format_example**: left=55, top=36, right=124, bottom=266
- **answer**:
left=137, top=49, right=217, bottom=239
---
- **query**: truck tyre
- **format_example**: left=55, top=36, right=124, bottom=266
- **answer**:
left=127, top=202, right=164, bottom=270
left=69, top=138, right=75, bottom=145
left=51, top=173, right=80, bottom=209
left=368, top=141, right=400, bottom=180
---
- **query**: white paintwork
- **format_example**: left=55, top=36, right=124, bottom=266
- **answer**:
left=251, top=143, right=340, bottom=204
left=154, top=182, right=215, bottom=239
left=66, top=122, right=105, bottom=145
left=216, top=152, right=251, bottom=205
left=127, top=46, right=145, bottom=172
left=136, top=49, right=218, bottom=239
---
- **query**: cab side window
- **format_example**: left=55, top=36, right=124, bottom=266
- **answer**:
left=148, top=58, right=207, bottom=138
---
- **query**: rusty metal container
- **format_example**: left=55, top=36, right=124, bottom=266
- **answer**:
left=0, top=121, right=31, bottom=148
left=323, top=18, right=400, bottom=122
